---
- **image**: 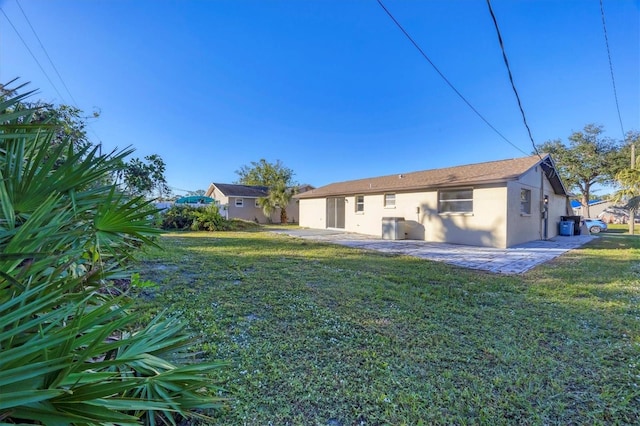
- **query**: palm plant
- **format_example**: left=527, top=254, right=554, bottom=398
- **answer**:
left=0, top=87, right=227, bottom=424
left=614, top=167, right=640, bottom=233
left=257, top=196, right=276, bottom=223
left=268, top=180, right=296, bottom=224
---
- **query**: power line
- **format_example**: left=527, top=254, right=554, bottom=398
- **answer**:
left=485, top=0, right=540, bottom=158
left=15, top=0, right=79, bottom=107
left=5, top=1, right=105, bottom=150
left=375, top=0, right=528, bottom=156
left=0, top=6, right=67, bottom=103
left=599, top=0, right=626, bottom=140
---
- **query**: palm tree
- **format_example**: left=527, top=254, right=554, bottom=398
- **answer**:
left=615, top=167, right=640, bottom=234
left=269, top=180, right=296, bottom=224
left=258, top=195, right=276, bottom=223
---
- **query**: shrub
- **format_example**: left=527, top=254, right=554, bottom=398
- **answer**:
left=160, top=204, right=231, bottom=231
left=0, top=87, right=227, bottom=424
left=160, top=204, right=198, bottom=229
left=191, top=203, right=227, bottom=231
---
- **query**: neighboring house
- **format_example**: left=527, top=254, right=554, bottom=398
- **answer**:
left=571, top=199, right=614, bottom=218
left=205, top=183, right=309, bottom=224
left=296, top=155, right=571, bottom=248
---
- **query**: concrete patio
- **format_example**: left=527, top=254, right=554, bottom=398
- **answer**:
left=269, top=228, right=597, bottom=274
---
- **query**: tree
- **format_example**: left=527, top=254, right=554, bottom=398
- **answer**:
left=257, top=196, right=276, bottom=222
left=236, top=159, right=297, bottom=223
left=186, top=189, right=206, bottom=196
left=116, top=154, right=171, bottom=199
left=256, top=180, right=297, bottom=223
left=270, top=180, right=297, bottom=223
left=2, top=80, right=171, bottom=200
left=615, top=167, right=640, bottom=234
left=235, top=158, right=294, bottom=188
left=1, top=80, right=97, bottom=154
left=613, top=134, right=640, bottom=234
left=536, top=124, right=627, bottom=218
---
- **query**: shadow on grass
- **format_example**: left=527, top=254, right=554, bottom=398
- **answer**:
left=576, top=234, right=640, bottom=250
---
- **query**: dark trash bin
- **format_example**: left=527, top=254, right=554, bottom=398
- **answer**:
left=561, top=215, right=582, bottom=235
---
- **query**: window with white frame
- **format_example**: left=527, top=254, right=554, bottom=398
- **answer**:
left=235, top=198, right=244, bottom=207
left=384, top=193, right=396, bottom=208
left=438, top=188, right=473, bottom=213
left=520, top=189, right=531, bottom=214
left=355, top=195, right=364, bottom=212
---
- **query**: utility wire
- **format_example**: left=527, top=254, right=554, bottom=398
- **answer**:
left=486, top=0, right=540, bottom=158
left=376, top=0, right=528, bottom=156
left=0, top=7, right=67, bottom=103
left=599, top=0, right=626, bottom=141
left=8, top=1, right=104, bottom=150
left=15, top=0, right=79, bottom=107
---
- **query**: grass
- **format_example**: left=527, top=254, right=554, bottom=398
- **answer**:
left=606, top=223, right=640, bottom=234
left=135, top=230, right=640, bottom=425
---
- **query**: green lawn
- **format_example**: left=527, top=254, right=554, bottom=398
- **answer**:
left=136, top=231, right=639, bottom=425
left=607, top=223, right=640, bottom=234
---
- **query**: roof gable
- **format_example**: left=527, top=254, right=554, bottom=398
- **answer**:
left=297, top=155, right=567, bottom=199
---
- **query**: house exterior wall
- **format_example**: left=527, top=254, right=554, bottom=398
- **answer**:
left=283, top=199, right=300, bottom=224
left=299, top=184, right=511, bottom=247
left=225, top=198, right=263, bottom=222
left=506, top=168, right=543, bottom=247
left=505, top=166, right=568, bottom=247
left=298, top=171, right=568, bottom=248
left=431, top=185, right=508, bottom=247
left=299, top=198, right=326, bottom=228
left=207, top=184, right=305, bottom=224
left=222, top=197, right=299, bottom=224
left=209, top=188, right=229, bottom=206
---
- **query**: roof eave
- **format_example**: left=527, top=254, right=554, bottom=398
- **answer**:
left=539, top=155, right=569, bottom=196
left=295, top=177, right=517, bottom=199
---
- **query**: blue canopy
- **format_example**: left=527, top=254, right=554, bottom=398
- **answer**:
left=175, top=196, right=214, bottom=204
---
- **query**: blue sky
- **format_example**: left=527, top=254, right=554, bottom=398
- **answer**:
left=1, top=0, right=638, bottom=195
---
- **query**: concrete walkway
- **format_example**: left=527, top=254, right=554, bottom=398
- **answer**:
left=269, top=228, right=597, bottom=275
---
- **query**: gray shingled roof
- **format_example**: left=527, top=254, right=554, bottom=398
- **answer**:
left=297, top=155, right=566, bottom=199
left=210, top=183, right=269, bottom=198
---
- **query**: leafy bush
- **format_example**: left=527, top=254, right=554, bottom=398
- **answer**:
left=191, top=203, right=227, bottom=231
left=160, top=204, right=197, bottom=230
left=0, top=87, right=227, bottom=424
left=160, top=204, right=229, bottom=231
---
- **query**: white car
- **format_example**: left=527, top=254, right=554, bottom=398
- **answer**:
left=584, top=219, right=608, bottom=234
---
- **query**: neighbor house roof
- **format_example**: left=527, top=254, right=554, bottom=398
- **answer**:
left=206, top=183, right=269, bottom=198
left=570, top=199, right=608, bottom=208
left=297, top=154, right=567, bottom=199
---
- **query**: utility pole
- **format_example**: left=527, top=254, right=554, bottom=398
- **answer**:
left=631, top=143, right=636, bottom=235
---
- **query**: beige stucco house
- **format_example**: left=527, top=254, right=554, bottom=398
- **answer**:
left=205, top=183, right=304, bottom=224
left=296, top=155, right=571, bottom=248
